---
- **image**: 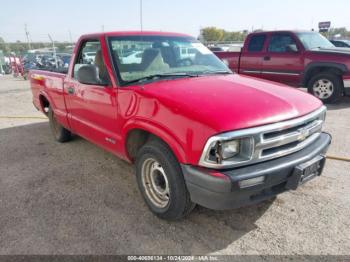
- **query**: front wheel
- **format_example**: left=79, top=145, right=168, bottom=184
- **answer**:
left=135, top=139, right=195, bottom=220
left=307, top=73, right=343, bottom=104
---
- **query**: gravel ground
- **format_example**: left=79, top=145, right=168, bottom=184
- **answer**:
left=0, top=75, right=349, bottom=255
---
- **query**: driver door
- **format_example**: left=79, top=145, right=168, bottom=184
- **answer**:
left=261, top=33, right=304, bottom=86
left=64, top=39, right=119, bottom=153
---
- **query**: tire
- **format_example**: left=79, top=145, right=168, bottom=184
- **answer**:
left=135, top=139, right=195, bottom=220
left=307, top=72, right=343, bottom=104
left=48, top=106, right=72, bottom=143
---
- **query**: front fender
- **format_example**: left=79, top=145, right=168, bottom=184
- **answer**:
left=121, top=118, right=188, bottom=164
left=303, top=62, right=348, bottom=85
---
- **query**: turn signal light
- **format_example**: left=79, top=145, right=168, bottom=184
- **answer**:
left=239, top=176, right=265, bottom=188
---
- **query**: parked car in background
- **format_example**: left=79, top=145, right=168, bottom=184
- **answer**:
left=179, top=47, right=197, bottom=59
left=29, top=31, right=331, bottom=220
left=83, top=51, right=97, bottom=63
left=214, top=30, right=350, bottom=103
left=2, top=57, right=12, bottom=74
left=56, top=53, right=72, bottom=68
left=121, top=51, right=143, bottom=64
left=330, top=39, right=350, bottom=48
left=22, top=52, right=72, bottom=76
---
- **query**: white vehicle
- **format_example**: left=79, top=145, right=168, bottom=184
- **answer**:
left=121, top=51, right=143, bottom=64
left=179, top=47, right=197, bottom=59
left=83, top=52, right=97, bottom=63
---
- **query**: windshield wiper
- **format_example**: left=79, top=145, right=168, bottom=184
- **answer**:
left=125, top=72, right=198, bottom=85
left=199, top=70, right=232, bottom=76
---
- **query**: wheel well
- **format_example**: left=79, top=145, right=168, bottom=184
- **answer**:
left=39, top=95, right=50, bottom=116
left=125, top=129, right=157, bottom=162
left=304, top=66, right=343, bottom=86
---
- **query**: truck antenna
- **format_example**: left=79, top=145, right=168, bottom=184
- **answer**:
left=140, top=0, right=143, bottom=31
left=48, top=34, right=59, bottom=69
left=24, top=24, right=32, bottom=50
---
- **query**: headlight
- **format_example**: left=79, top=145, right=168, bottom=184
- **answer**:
left=319, top=109, right=326, bottom=122
left=199, top=136, right=254, bottom=169
left=221, top=140, right=240, bottom=160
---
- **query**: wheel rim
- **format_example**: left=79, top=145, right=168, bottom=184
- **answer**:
left=313, top=79, right=334, bottom=99
left=141, top=158, right=170, bottom=208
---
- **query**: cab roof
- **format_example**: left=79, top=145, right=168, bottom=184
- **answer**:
left=80, top=31, right=194, bottom=39
left=250, top=30, right=316, bottom=35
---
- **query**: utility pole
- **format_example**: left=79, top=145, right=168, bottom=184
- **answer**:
left=140, top=0, right=143, bottom=31
left=48, top=34, right=58, bottom=68
left=101, top=25, right=105, bottom=32
left=24, top=24, right=32, bottom=50
left=68, top=30, right=73, bottom=43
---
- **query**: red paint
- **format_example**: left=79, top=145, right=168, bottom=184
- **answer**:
left=29, top=31, right=323, bottom=167
left=214, top=30, right=350, bottom=88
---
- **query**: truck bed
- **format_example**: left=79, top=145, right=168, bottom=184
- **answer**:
left=29, top=70, right=68, bottom=124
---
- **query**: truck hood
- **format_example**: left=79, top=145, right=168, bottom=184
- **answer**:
left=141, top=74, right=323, bottom=133
left=311, top=47, right=350, bottom=56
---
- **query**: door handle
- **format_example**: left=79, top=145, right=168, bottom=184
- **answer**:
left=263, top=56, right=271, bottom=61
left=67, top=86, right=75, bottom=95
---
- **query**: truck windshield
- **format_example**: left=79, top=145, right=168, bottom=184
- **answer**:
left=108, top=35, right=231, bottom=85
left=296, top=32, right=335, bottom=50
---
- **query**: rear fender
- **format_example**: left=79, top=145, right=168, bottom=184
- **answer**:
left=39, top=90, right=71, bottom=130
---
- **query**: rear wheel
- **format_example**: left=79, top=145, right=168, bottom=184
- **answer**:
left=135, top=139, right=195, bottom=220
left=307, top=73, right=343, bottom=103
left=48, top=106, right=72, bottom=143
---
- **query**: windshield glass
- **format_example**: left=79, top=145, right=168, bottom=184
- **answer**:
left=296, top=32, right=335, bottom=50
left=108, top=35, right=230, bottom=85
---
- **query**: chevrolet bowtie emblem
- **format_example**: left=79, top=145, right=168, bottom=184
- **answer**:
left=298, top=128, right=310, bottom=141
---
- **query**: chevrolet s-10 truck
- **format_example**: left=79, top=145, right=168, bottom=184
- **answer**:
left=214, top=30, right=350, bottom=104
left=30, top=31, right=331, bottom=220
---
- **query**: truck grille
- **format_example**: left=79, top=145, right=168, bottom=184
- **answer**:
left=251, top=106, right=326, bottom=164
left=199, top=106, right=326, bottom=169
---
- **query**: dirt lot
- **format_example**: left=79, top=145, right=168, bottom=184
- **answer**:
left=0, top=75, right=349, bottom=255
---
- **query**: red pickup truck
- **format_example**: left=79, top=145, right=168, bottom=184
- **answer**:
left=30, top=31, right=331, bottom=220
left=214, top=30, right=350, bottom=103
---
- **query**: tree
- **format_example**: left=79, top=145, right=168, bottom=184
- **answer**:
left=0, top=36, right=11, bottom=55
left=328, top=27, right=350, bottom=38
left=201, top=27, right=225, bottom=42
left=318, top=27, right=350, bottom=38
left=222, top=31, right=245, bottom=41
left=200, top=27, right=248, bottom=42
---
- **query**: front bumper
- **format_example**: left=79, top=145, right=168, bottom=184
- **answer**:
left=182, top=132, right=331, bottom=210
left=343, top=78, right=350, bottom=95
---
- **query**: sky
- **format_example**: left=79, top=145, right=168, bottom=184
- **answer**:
left=0, top=0, right=349, bottom=42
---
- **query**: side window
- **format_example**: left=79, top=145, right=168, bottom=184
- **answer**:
left=73, top=40, right=110, bottom=84
left=248, top=35, right=266, bottom=52
left=268, top=34, right=298, bottom=53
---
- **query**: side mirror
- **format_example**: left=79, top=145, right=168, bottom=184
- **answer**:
left=77, top=64, right=106, bottom=85
left=286, top=44, right=298, bottom=53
